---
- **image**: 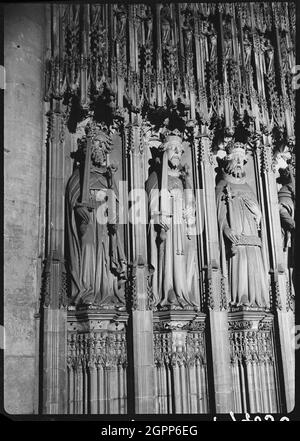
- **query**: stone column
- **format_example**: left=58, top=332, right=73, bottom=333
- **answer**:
left=126, top=118, right=155, bottom=413
left=41, top=101, right=68, bottom=414
left=4, top=4, right=46, bottom=413
left=259, top=139, right=295, bottom=412
left=198, top=134, right=234, bottom=413
left=39, top=4, right=69, bottom=414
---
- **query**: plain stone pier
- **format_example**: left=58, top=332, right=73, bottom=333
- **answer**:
left=4, top=4, right=45, bottom=414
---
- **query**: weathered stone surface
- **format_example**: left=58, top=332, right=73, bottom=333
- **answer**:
left=4, top=305, right=36, bottom=356
left=4, top=356, right=37, bottom=414
left=4, top=4, right=45, bottom=414
left=132, top=310, right=155, bottom=413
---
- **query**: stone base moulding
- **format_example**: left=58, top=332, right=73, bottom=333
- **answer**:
left=228, top=309, right=282, bottom=413
left=153, top=310, right=209, bottom=413
left=66, top=308, right=129, bottom=415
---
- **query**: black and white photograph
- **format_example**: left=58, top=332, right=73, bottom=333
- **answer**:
left=1, top=1, right=299, bottom=428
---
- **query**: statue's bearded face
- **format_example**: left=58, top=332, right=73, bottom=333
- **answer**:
left=167, top=142, right=184, bottom=168
left=91, top=140, right=107, bottom=166
left=225, top=151, right=246, bottom=177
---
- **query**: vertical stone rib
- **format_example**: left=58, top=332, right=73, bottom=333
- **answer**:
left=166, top=363, right=172, bottom=413
left=195, top=362, right=201, bottom=413
left=261, top=362, right=268, bottom=413
left=180, top=363, right=188, bottom=413
left=253, top=362, right=262, bottom=412
left=77, top=365, right=83, bottom=414
left=201, top=364, right=208, bottom=413
left=188, top=364, right=196, bottom=413
left=231, top=362, right=237, bottom=412
left=97, top=365, right=104, bottom=414
left=89, top=365, right=97, bottom=414
left=239, top=363, right=247, bottom=412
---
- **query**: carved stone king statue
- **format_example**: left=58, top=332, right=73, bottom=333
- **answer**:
left=146, top=133, right=199, bottom=310
left=216, top=142, right=269, bottom=308
left=66, top=121, right=126, bottom=308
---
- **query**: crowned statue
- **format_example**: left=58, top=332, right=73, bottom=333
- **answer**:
left=216, top=142, right=269, bottom=308
left=278, top=167, right=295, bottom=246
left=66, top=121, right=126, bottom=308
left=146, top=133, right=200, bottom=309
left=277, top=165, right=295, bottom=299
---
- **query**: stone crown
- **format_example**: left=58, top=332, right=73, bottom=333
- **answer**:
left=226, top=141, right=247, bottom=157
left=160, top=134, right=184, bottom=152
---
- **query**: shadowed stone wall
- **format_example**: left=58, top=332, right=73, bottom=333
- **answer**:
left=4, top=4, right=46, bottom=414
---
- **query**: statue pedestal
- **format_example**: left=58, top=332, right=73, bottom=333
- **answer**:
left=228, top=306, right=274, bottom=328
left=228, top=308, right=280, bottom=413
left=67, top=306, right=128, bottom=333
left=153, top=310, right=209, bottom=413
left=66, top=307, right=129, bottom=414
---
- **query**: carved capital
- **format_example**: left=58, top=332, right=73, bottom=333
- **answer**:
left=47, top=110, right=66, bottom=145
left=220, top=276, right=228, bottom=311
left=124, top=123, right=142, bottom=155
left=126, top=263, right=137, bottom=309
left=127, top=263, right=154, bottom=311
left=229, top=326, right=274, bottom=365
left=153, top=318, right=206, bottom=368
left=228, top=320, right=253, bottom=331
left=183, top=320, right=206, bottom=332
left=198, top=135, right=213, bottom=165
left=41, top=254, right=69, bottom=309
left=67, top=329, right=127, bottom=369
left=124, top=123, right=133, bottom=155
left=271, top=275, right=282, bottom=311
left=286, top=279, right=294, bottom=312
left=260, top=143, right=274, bottom=173
left=204, top=264, right=224, bottom=311
left=206, top=276, right=215, bottom=310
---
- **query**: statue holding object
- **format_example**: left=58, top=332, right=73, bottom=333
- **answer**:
left=277, top=165, right=295, bottom=297
left=278, top=166, right=295, bottom=245
left=146, top=133, right=200, bottom=310
left=66, top=120, right=126, bottom=308
left=216, top=142, right=269, bottom=308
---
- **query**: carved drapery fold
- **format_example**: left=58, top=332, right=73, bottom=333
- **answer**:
left=42, top=3, right=295, bottom=415
left=44, top=2, right=295, bottom=312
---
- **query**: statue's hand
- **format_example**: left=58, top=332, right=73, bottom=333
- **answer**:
left=223, top=226, right=239, bottom=244
left=183, top=206, right=196, bottom=227
left=108, top=223, right=118, bottom=235
left=159, top=214, right=170, bottom=231
left=75, top=204, right=92, bottom=223
left=243, top=198, right=261, bottom=220
left=76, top=202, right=94, bottom=211
left=279, top=206, right=295, bottom=231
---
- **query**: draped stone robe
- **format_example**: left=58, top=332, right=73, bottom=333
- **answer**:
left=146, top=170, right=199, bottom=309
left=66, top=166, right=126, bottom=307
left=216, top=174, right=269, bottom=308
